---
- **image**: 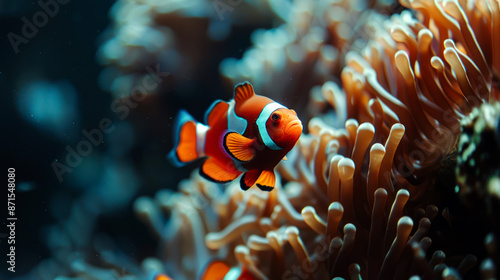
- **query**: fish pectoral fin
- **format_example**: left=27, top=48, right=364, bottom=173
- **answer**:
left=240, top=169, right=262, bottom=191
left=234, top=82, right=255, bottom=103
left=256, top=170, right=276, bottom=191
left=205, top=100, right=229, bottom=127
left=223, top=132, right=256, bottom=162
left=282, top=155, right=288, bottom=161
left=200, top=158, right=241, bottom=183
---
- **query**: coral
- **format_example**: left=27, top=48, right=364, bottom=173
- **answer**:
left=456, top=102, right=500, bottom=278
left=457, top=102, right=500, bottom=217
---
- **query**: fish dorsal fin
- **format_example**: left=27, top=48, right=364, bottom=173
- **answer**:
left=224, top=132, right=256, bottom=162
left=256, top=170, right=276, bottom=191
left=234, top=82, right=255, bottom=103
left=205, top=100, right=229, bottom=127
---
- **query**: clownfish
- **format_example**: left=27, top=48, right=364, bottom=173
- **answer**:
left=168, top=82, right=302, bottom=191
left=151, top=273, right=173, bottom=280
left=199, top=260, right=256, bottom=280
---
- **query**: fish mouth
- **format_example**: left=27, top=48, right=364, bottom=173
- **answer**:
left=285, top=120, right=303, bottom=135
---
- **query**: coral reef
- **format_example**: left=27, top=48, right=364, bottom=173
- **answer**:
left=35, top=0, right=500, bottom=279
left=134, top=0, right=500, bottom=278
left=222, top=0, right=500, bottom=201
left=136, top=120, right=476, bottom=279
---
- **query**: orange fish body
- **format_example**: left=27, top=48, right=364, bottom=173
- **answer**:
left=169, top=82, right=302, bottom=191
left=152, top=273, right=173, bottom=280
left=199, top=260, right=256, bottom=280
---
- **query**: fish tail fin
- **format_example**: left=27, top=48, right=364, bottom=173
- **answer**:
left=168, top=110, right=208, bottom=166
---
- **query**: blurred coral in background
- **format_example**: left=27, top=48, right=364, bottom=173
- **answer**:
left=3, top=0, right=500, bottom=279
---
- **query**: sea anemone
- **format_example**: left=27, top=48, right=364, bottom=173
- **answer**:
left=338, top=0, right=500, bottom=197
left=134, top=0, right=500, bottom=278
left=135, top=118, right=477, bottom=279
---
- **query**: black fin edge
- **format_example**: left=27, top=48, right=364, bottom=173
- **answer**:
left=199, top=166, right=232, bottom=184
left=223, top=132, right=254, bottom=163
left=256, top=184, right=274, bottom=192
left=233, top=82, right=254, bottom=99
left=239, top=175, right=251, bottom=191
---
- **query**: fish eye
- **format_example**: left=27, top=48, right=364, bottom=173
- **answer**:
left=271, top=112, right=281, bottom=122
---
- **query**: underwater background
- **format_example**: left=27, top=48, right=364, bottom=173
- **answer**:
left=1, top=0, right=500, bottom=279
